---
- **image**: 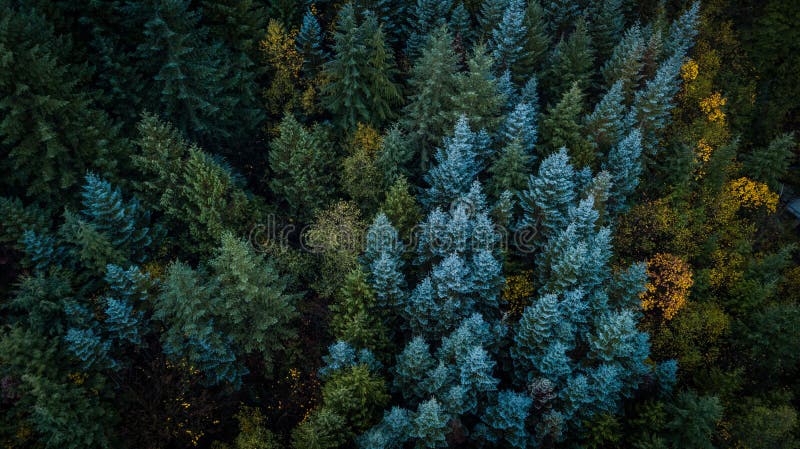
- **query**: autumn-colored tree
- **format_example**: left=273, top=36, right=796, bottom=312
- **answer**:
left=641, top=253, right=694, bottom=320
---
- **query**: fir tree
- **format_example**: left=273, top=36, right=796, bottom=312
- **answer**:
left=479, top=0, right=511, bottom=35
left=104, top=297, right=144, bottom=345
left=64, top=327, right=115, bottom=370
left=543, top=17, right=594, bottom=99
left=454, top=44, right=505, bottom=133
left=489, top=140, right=532, bottom=198
left=296, top=9, right=327, bottom=76
left=584, top=80, right=626, bottom=154
left=514, top=0, right=551, bottom=79
left=477, top=390, right=533, bottom=448
left=543, top=0, right=582, bottom=35
left=744, top=133, right=796, bottom=191
left=604, top=128, right=643, bottom=215
left=540, top=83, right=593, bottom=167
left=663, top=2, right=700, bottom=60
left=422, top=116, right=482, bottom=209
left=405, top=0, right=454, bottom=57
left=601, top=23, right=645, bottom=96
left=402, top=26, right=462, bottom=169
left=501, top=101, right=539, bottom=155
left=449, top=2, right=473, bottom=44
left=269, top=114, right=337, bottom=222
left=380, top=176, right=423, bottom=240
left=411, top=398, right=450, bottom=449
left=330, top=268, right=390, bottom=353
left=0, top=5, right=123, bottom=204
left=625, top=53, right=683, bottom=154
left=518, top=148, right=576, bottom=240
left=394, top=336, right=436, bottom=401
left=589, top=0, right=625, bottom=62
left=489, top=0, right=528, bottom=73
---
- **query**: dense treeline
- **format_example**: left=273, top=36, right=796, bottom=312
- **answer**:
left=0, top=0, right=798, bottom=448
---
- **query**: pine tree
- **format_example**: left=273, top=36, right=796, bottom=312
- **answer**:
left=323, top=7, right=400, bottom=129
left=454, top=44, right=505, bottom=133
left=330, top=268, right=390, bottom=353
left=501, top=101, right=539, bottom=155
left=422, top=116, right=482, bottom=208
left=489, top=139, right=532, bottom=197
left=296, top=9, right=327, bottom=76
left=540, top=83, right=593, bottom=167
left=543, top=17, right=594, bottom=99
left=479, top=0, right=511, bottom=35
left=81, top=173, right=153, bottom=261
left=411, top=398, right=450, bottom=449
left=0, top=5, right=123, bottom=205
left=269, top=114, right=337, bottom=222
left=625, top=53, right=683, bottom=154
left=663, top=2, right=700, bottom=60
left=405, top=0, right=454, bottom=57
left=518, top=148, right=576, bottom=240
left=489, top=0, right=528, bottom=73
left=477, top=390, right=532, bottom=448
left=134, top=0, right=261, bottom=145
left=584, top=80, right=626, bottom=153
left=601, top=23, right=645, bottom=96
left=514, top=0, right=551, bottom=79
left=589, top=0, right=625, bottom=62
left=744, top=133, right=796, bottom=191
left=543, top=0, right=582, bottom=36
left=604, top=128, right=643, bottom=215
left=402, top=26, right=462, bottom=169
left=210, top=232, right=298, bottom=375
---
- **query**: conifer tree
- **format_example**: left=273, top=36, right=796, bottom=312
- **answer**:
left=422, top=116, right=483, bottom=208
left=323, top=6, right=400, bottom=129
left=541, top=83, right=593, bottom=167
left=489, top=0, right=528, bottom=73
left=449, top=2, right=473, bottom=44
left=380, top=177, right=423, bottom=240
left=0, top=5, right=123, bottom=205
left=411, top=398, right=450, bottom=449
left=104, top=296, right=144, bottom=345
left=663, top=2, right=700, bottom=60
left=405, top=0, right=454, bottom=57
left=269, top=114, right=337, bottom=221
left=744, top=133, right=796, bottom=191
left=454, top=44, right=505, bottom=133
left=543, top=0, right=582, bottom=35
left=604, top=129, right=643, bottom=215
left=479, top=0, right=511, bottom=36
left=625, top=54, right=683, bottom=154
left=584, top=80, right=626, bottom=153
left=377, top=126, right=415, bottom=187
left=589, top=0, right=625, bottom=62
left=476, top=390, right=533, bottom=448
left=518, top=148, right=576, bottom=240
left=514, top=0, right=551, bottom=79
left=543, top=17, right=594, bottom=99
left=489, top=140, right=532, bottom=197
left=330, top=268, right=390, bottom=353
left=296, top=9, right=327, bottom=76
left=601, top=23, right=645, bottom=96
left=501, top=101, right=539, bottom=155
left=402, top=26, right=462, bottom=169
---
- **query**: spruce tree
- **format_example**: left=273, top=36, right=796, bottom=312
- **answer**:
left=477, top=391, right=533, bottom=448
left=501, top=101, right=539, bottom=155
left=454, top=44, right=506, bottom=133
left=518, top=148, right=576, bottom=240
left=584, top=80, right=626, bottom=154
left=743, top=133, right=796, bottom=191
left=269, top=114, right=337, bottom=222
left=601, top=23, right=645, bottom=96
left=296, top=9, right=328, bottom=76
left=604, top=128, right=643, bottom=215
left=402, top=26, right=462, bottom=169
left=0, top=5, right=123, bottom=205
left=625, top=54, right=683, bottom=155
left=543, top=0, right=582, bottom=36
left=543, top=17, right=594, bottom=100
left=663, top=1, right=700, bottom=60
left=489, top=140, right=532, bottom=198
left=489, top=0, right=528, bottom=73
left=589, top=0, right=625, bottom=62
left=540, top=83, right=593, bottom=167
left=479, top=0, right=511, bottom=36
left=422, top=116, right=482, bottom=209
left=514, top=0, right=551, bottom=79
left=405, top=0, right=454, bottom=58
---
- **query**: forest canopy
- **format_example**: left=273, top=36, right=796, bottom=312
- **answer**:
left=0, top=0, right=799, bottom=448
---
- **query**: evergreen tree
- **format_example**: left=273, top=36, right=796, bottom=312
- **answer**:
left=296, top=9, right=327, bottom=76
left=543, top=17, right=594, bottom=100
left=477, top=390, right=533, bottom=448
left=380, top=176, right=423, bottom=240
left=402, top=26, right=462, bottom=169
left=501, top=101, right=539, bottom=155
left=625, top=54, right=683, bottom=154
left=744, top=133, right=796, bottom=191
left=454, top=44, right=505, bottom=133
left=269, top=114, right=337, bottom=222
left=377, top=126, right=415, bottom=187
left=405, top=0, right=454, bottom=57
left=0, top=5, right=123, bottom=205
left=489, top=0, right=528, bottom=73
left=514, top=0, right=551, bottom=79
left=604, top=128, right=643, bottom=215
left=394, top=336, right=436, bottom=401
left=104, top=296, right=144, bottom=345
left=584, top=80, right=626, bottom=154
left=81, top=173, right=153, bottom=261
left=449, top=2, right=473, bottom=44
left=663, top=2, right=700, bottom=60
left=543, top=0, right=582, bottom=35
left=479, top=0, right=511, bottom=35
left=134, top=0, right=262, bottom=145
left=64, top=326, right=115, bottom=370
left=411, top=398, right=450, bottom=449
left=601, top=23, right=645, bottom=96
left=541, top=83, right=593, bottom=167
left=330, top=268, right=390, bottom=353
left=489, top=140, right=532, bottom=197
left=322, top=6, right=401, bottom=129
left=422, top=116, right=482, bottom=208
left=589, top=0, right=625, bottom=62
left=518, top=148, right=577, bottom=239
